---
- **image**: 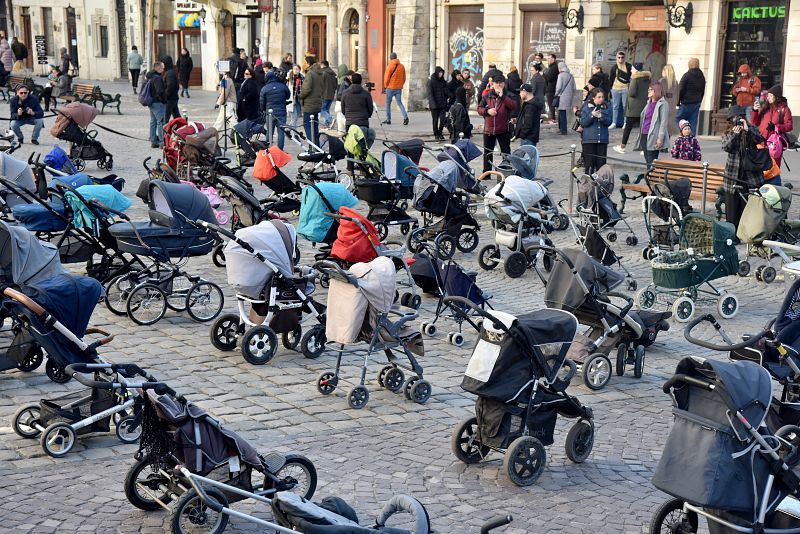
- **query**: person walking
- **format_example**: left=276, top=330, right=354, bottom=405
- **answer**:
left=428, top=66, right=449, bottom=141
left=461, top=69, right=476, bottom=110
left=161, top=56, right=180, bottom=120
left=676, top=58, right=706, bottom=135
left=613, top=62, right=650, bottom=154
left=127, top=46, right=144, bottom=94
left=579, top=89, right=612, bottom=174
left=383, top=53, right=409, bottom=125
left=289, top=65, right=304, bottom=128
left=722, top=111, right=765, bottom=226
left=320, top=61, right=338, bottom=129
left=10, top=37, right=27, bottom=62
left=176, top=48, right=193, bottom=98
left=543, top=54, right=559, bottom=122
left=751, top=85, right=792, bottom=141
left=609, top=51, right=632, bottom=129
left=477, top=75, right=517, bottom=172
left=513, top=83, right=543, bottom=147
left=554, top=62, right=576, bottom=135
left=146, top=62, right=167, bottom=148
left=9, top=85, right=44, bottom=145
left=659, top=64, right=679, bottom=137
left=260, top=70, right=291, bottom=150
left=636, top=82, right=670, bottom=169
left=341, top=72, right=374, bottom=132
left=732, top=63, right=761, bottom=119
left=299, top=57, right=325, bottom=144
left=671, top=119, right=702, bottom=162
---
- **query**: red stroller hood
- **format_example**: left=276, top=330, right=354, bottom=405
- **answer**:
left=331, top=206, right=380, bottom=264
left=57, top=103, right=98, bottom=128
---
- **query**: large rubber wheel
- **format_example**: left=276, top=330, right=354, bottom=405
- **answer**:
left=301, top=325, right=326, bottom=359
left=583, top=353, right=612, bottom=390
left=456, top=227, right=479, bottom=253
left=672, top=296, right=695, bottom=323
left=504, top=252, right=528, bottom=279
left=374, top=223, right=389, bottom=242
left=116, top=415, right=142, bottom=444
left=282, top=325, right=303, bottom=351
left=383, top=367, right=405, bottom=392
left=738, top=260, right=751, bottom=277
left=615, top=344, right=627, bottom=377
left=762, top=266, right=777, bottom=284
left=503, top=436, right=546, bottom=486
left=269, top=454, right=318, bottom=500
left=241, top=326, right=278, bottom=365
left=45, top=359, right=70, bottom=384
left=717, top=293, right=739, bottom=319
left=633, top=345, right=646, bottom=379
left=451, top=416, right=489, bottom=464
left=406, top=228, right=425, bottom=254
left=649, top=498, right=698, bottom=534
left=564, top=420, right=594, bottom=463
left=41, top=422, right=77, bottom=458
left=12, top=403, right=42, bottom=438
left=185, top=282, right=224, bottom=322
left=124, top=454, right=175, bottom=511
left=410, top=379, right=432, bottom=404
left=478, top=244, right=500, bottom=270
left=169, top=487, right=230, bottom=534
left=17, top=345, right=44, bottom=372
left=209, top=313, right=240, bottom=351
left=212, top=244, right=226, bottom=268
left=434, top=234, right=456, bottom=260
left=127, top=283, right=167, bottom=326
left=635, top=288, right=657, bottom=310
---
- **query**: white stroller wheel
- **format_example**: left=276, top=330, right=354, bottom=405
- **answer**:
left=41, top=422, right=77, bottom=457
left=241, top=326, right=278, bottom=365
left=116, top=415, right=142, bottom=444
left=717, top=294, right=739, bottom=319
left=451, top=332, right=465, bottom=347
left=672, top=296, right=695, bottom=323
left=582, top=353, right=612, bottom=390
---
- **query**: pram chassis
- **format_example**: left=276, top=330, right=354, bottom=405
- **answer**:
left=641, top=195, right=685, bottom=261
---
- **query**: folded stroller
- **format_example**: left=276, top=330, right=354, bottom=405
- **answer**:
left=576, top=165, right=637, bottom=246
left=252, top=145, right=302, bottom=214
left=650, top=357, right=800, bottom=534
left=315, top=257, right=429, bottom=409
left=125, top=386, right=317, bottom=524
left=50, top=103, right=114, bottom=171
left=446, top=296, right=595, bottom=486
left=164, top=118, right=248, bottom=188
left=640, top=177, right=692, bottom=260
left=543, top=247, right=671, bottom=390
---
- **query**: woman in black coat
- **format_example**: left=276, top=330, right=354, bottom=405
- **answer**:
left=176, top=48, right=193, bottom=98
left=428, top=66, right=449, bottom=141
left=237, top=68, right=261, bottom=122
left=161, top=55, right=180, bottom=120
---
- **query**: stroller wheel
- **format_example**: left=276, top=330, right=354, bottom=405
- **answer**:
left=504, top=436, right=546, bottom=486
left=170, top=488, right=230, bottom=534
left=421, top=322, right=437, bottom=336
left=504, top=252, right=528, bottom=279
left=317, top=371, right=338, bottom=394
left=241, top=326, right=278, bottom=365
left=406, top=228, right=425, bottom=254
left=282, top=325, right=303, bottom=351
left=451, top=416, right=490, bottom=464
left=615, top=344, right=627, bottom=377
left=649, top=498, right=698, bottom=534
left=115, top=415, right=142, bottom=444
left=450, top=332, right=465, bottom=347
left=434, top=234, right=456, bottom=260
left=125, top=454, right=176, bottom=511
left=717, top=293, right=739, bottom=319
left=17, top=345, right=44, bottom=372
left=672, top=296, right=695, bottom=323
left=582, top=353, right=612, bottom=390
left=212, top=244, right=226, bottom=268
left=606, top=232, right=617, bottom=242
left=555, top=214, right=570, bottom=231
left=403, top=375, right=420, bottom=400
left=209, top=313, right=241, bottom=351
left=634, top=288, right=657, bottom=310
left=400, top=223, right=411, bottom=235
left=384, top=367, right=405, bottom=392
left=301, top=325, right=327, bottom=359
left=738, top=260, right=751, bottom=277
left=73, top=158, right=85, bottom=171
left=348, top=386, right=369, bottom=409
left=104, top=273, right=137, bottom=316
left=186, top=281, right=224, bottom=322
left=270, top=454, right=319, bottom=499
left=105, top=158, right=113, bottom=171
left=127, top=283, right=167, bottom=326
left=97, top=159, right=105, bottom=170
left=12, top=403, right=42, bottom=438
left=410, top=379, right=432, bottom=404
left=45, top=359, right=71, bottom=384
left=374, top=223, right=389, bottom=242
left=565, top=420, right=594, bottom=463
left=633, top=345, right=646, bottom=378
left=762, top=266, right=777, bottom=284
left=478, top=245, right=500, bottom=271
left=625, top=235, right=638, bottom=246
left=409, top=294, right=422, bottom=309
left=377, top=364, right=393, bottom=387
left=401, top=293, right=411, bottom=307
left=41, top=422, right=77, bottom=458
left=456, top=228, right=479, bottom=253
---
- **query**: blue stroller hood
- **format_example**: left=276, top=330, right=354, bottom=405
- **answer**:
left=0, top=220, right=67, bottom=285
left=50, top=172, right=94, bottom=189
left=22, top=274, right=102, bottom=337
left=43, top=146, right=78, bottom=174
left=381, top=151, right=418, bottom=187
left=437, top=139, right=481, bottom=168
left=510, top=145, right=540, bottom=178
left=65, top=184, right=132, bottom=229
left=149, top=180, right=216, bottom=229
left=298, top=182, right=358, bottom=243
left=424, top=161, right=461, bottom=194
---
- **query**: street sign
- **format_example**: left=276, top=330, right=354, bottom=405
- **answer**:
left=258, top=0, right=273, bottom=13
left=34, top=35, right=48, bottom=65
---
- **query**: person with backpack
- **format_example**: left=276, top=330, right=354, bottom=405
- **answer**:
left=141, top=61, right=166, bottom=148
left=732, top=63, right=760, bottom=119
left=722, top=110, right=765, bottom=226
left=260, top=69, right=291, bottom=150
left=751, top=85, right=793, bottom=162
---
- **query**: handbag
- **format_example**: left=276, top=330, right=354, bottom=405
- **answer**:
left=742, top=143, right=773, bottom=173
left=551, top=73, right=572, bottom=109
left=764, top=157, right=781, bottom=181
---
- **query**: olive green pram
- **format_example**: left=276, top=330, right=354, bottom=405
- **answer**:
left=635, top=213, right=740, bottom=323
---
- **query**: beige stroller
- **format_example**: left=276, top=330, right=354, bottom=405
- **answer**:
left=314, top=256, right=429, bottom=409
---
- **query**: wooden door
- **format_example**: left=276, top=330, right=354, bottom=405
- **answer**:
left=66, top=7, right=79, bottom=74
left=307, top=16, right=326, bottom=61
left=154, top=30, right=179, bottom=63
left=21, top=14, right=32, bottom=68
left=180, top=29, right=202, bottom=87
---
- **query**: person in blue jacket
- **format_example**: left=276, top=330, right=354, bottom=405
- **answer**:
left=259, top=69, right=291, bottom=149
left=10, top=85, right=44, bottom=145
left=579, top=88, right=612, bottom=175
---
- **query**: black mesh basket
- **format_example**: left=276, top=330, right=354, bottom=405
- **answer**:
left=39, top=387, right=116, bottom=435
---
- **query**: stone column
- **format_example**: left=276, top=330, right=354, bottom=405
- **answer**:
left=393, top=0, right=430, bottom=111
left=327, top=0, right=337, bottom=64
left=357, top=0, right=367, bottom=72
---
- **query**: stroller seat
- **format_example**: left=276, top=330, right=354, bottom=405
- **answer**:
left=632, top=309, right=672, bottom=328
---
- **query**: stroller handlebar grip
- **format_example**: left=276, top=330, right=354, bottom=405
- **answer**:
left=684, top=314, right=769, bottom=351
left=663, top=373, right=715, bottom=394
left=478, top=170, right=504, bottom=182
left=2, top=287, right=45, bottom=316
left=481, top=515, right=513, bottom=533
left=313, top=260, right=359, bottom=286
left=84, top=328, right=114, bottom=346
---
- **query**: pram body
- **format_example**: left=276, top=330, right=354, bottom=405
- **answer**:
left=576, top=165, right=637, bottom=246
left=230, top=118, right=268, bottom=167
left=640, top=177, right=692, bottom=260
left=448, top=298, right=595, bottom=486
left=51, top=103, right=113, bottom=170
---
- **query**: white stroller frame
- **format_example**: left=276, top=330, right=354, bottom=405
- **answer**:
left=280, top=124, right=351, bottom=189
left=641, top=195, right=686, bottom=260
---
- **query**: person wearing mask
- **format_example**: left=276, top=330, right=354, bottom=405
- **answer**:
left=513, top=83, right=542, bottom=147
left=613, top=62, right=650, bottom=154
left=299, top=57, right=325, bottom=144
left=260, top=69, right=291, bottom=150
left=40, top=65, right=70, bottom=112
left=477, top=75, right=517, bottom=172
left=446, top=70, right=463, bottom=108
left=236, top=67, right=260, bottom=122
left=609, top=51, right=632, bottom=129
left=146, top=62, right=166, bottom=148
left=478, top=63, right=504, bottom=96
left=448, top=86, right=472, bottom=142
left=341, top=72, right=374, bottom=132
left=428, top=66, right=449, bottom=141
left=586, top=63, right=610, bottom=97
left=461, top=69, right=476, bottom=109
left=161, top=55, right=180, bottom=120
left=177, top=48, right=194, bottom=98
left=383, top=53, right=409, bottom=125
left=751, top=85, right=792, bottom=144
left=543, top=54, right=559, bottom=123
left=9, top=85, right=44, bottom=145
left=127, top=46, right=144, bottom=94
left=676, top=58, right=706, bottom=135
left=554, top=62, right=575, bottom=135
left=320, top=60, right=338, bottom=129
left=636, top=82, right=670, bottom=168
left=722, top=111, right=765, bottom=226
left=732, top=63, right=761, bottom=119
left=659, top=64, right=679, bottom=137
left=214, top=73, right=237, bottom=132
left=579, top=89, right=612, bottom=175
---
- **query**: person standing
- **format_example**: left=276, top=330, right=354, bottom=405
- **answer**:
left=59, top=48, right=71, bottom=76
left=609, top=51, right=632, bottom=129
left=671, top=119, right=702, bottom=162
left=676, top=58, right=706, bottom=135
left=613, top=63, right=650, bottom=154
left=529, top=63, right=546, bottom=106
left=127, top=46, right=144, bottom=94
left=176, top=48, right=193, bottom=98
left=428, top=66, right=449, bottom=141
left=320, top=60, right=338, bottom=129
left=341, top=72, right=374, bottom=132
left=298, top=57, right=324, bottom=144
left=236, top=67, right=260, bottom=122
left=543, top=54, right=559, bottom=122
left=506, top=66, right=523, bottom=95
left=289, top=65, right=304, bottom=127
left=161, top=56, right=180, bottom=120
left=514, top=83, right=543, bottom=146
left=448, top=86, right=472, bottom=142
left=478, top=63, right=503, bottom=96
left=586, top=63, right=610, bottom=97
left=751, top=85, right=793, bottom=166
left=10, top=37, right=27, bottom=62
left=722, top=112, right=764, bottom=226
left=255, top=38, right=266, bottom=63
left=636, top=82, right=670, bottom=169
left=554, top=62, right=575, bottom=135
left=213, top=73, right=237, bottom=133
left=446, top=70, right=463, bottom=108
left=659, top=64, right=679, bottom=137
left=477, top=75, right=517, bottom=172
left=732, top=63, right=761, bottom=119
left=461, top=69, right=476, bottom=110
left=260, top=70, right=291, bottom=150
left=280, top=54, right=294, bottom=76
left=383, top=53, right=409, bottom=125
left=9, top=85, right=44, bottom=145
left=0, top=41, right=14, bottom=72
left=146, top=62, right=166, bottom=148
left=579, top=89, right=612, bottom=175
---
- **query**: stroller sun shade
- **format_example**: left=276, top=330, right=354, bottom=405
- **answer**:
left=381, top=151, right=418, bottom=188
left=544, top=248, right=625, bottom=312
left=437, top=139, right=482, bottom=168
left=224, top=220, right=297, bottom=298
left=0, top=221, right=67, bottom=285
left=319, top=133, right=347, bottom=161
left=57, top=102, right=99, bottom=129
left=149, top=180, right=217, bottom=229
left=389, top=138, right=424, bottom=164
left=511, top=145, right=540, bottom=178
left=297, top=182, right=358, bottom=243
left=21, top=273, right=102, bottom=337
left=0, top=152, right=36, bottom=208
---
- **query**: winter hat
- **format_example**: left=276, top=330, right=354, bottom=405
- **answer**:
left=737, top=64, right=751, bottom=74
left=633, top=62, right=644, bottom=71
left=519, top=83, right=533, bottom=93
left=679, top=120, right=691, bottom=131
left=492, top=74, right=506, bottom=83
left=768, top=85, right=784, bottom=102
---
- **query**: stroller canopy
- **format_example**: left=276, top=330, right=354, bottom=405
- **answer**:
left=0, top=152, right=36, bottom=207
left=185, top=127, right=219, bottom=155
left=737, top=184, right=793, bottom=245
left=43, top=146, right=78, bottom=174
left=381, top=151, right=418, bottom=187
left=343, top=125, right=380, bottom=169
left=437, top=139, right=482, bottom=168
left=65, top=184, right=132, bottom=229
left=0, top=221, right=67, bottom=285
left=484, top=175, right=547, bottom=222
left=149, top=180, right=216, bottom=229
left=331, top=206, right=380, bottom=264
left=224, top=220, right=297, bottom=298
left=22, top=273, right=102, bottom=337
left=298, top=182, right=358, bottom=243
left=388, top=139, right=424, bottom=164
left=57, top=102, right=99, bottom=129
left=545, top=249, right=625, bottom=312
left=319, top=134, right=347, bottom=161
left=511, top=145, right=540, bottom=178
left=423, top=160, right=461, bottom=194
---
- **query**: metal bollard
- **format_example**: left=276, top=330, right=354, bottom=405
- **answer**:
left=701, top=161, right=709, bottom=214
left=310, top=114, right=317, bottom=145
left=267, top=109, right=274, bottom=147
left=568, top=144, right=577, bottom=213
left=181, top=108, right=188, bottom=120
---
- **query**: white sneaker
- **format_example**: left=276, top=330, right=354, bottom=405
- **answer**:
left=613, top=145, right=626, bottom=154
left=608, top=124, right=617, bottom=130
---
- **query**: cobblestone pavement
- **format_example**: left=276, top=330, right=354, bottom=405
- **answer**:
left=0, top=80, right=796, bottom=533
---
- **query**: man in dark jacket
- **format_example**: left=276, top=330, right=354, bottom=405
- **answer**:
left=227, top=48, right=243, bottom=89
left=478, top=63, right=503, bottom=97
left=10, top=37, right=27, bottom=62
left=259, top=70, right=291, bottom=149
left=341, top=73, right=374, bottom=130
left=477, top=75, right=518, bottom=172
left=161, top=55, right=180, bottom=120
left=298, top=57, right=325, bottom=144
left=427, top=66, right=449, bottom=141
left=9, top=85, right=43, bottom=144
left=513, top=83, right=542, bottom=146
left=529, top=63, right=546, bottom=105
left=676, top=57, right=706, bottom=135
left=543, top=54, right=559, bottom=122
left=146, top=62, right=166, bottom=147
left=320, top=60, right=338, bottom=129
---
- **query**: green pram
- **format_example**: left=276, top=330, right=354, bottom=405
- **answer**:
left=635, top=213, right=740, bottom=323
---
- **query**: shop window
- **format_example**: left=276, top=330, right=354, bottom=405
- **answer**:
left=41, top=7, right=54, bottom=55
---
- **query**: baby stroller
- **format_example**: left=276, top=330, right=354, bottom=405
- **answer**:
left=11, top=362, right=159, bottom=458
left=205, top=219, right=327, bottom=364
left=650, top=356, right=800, bottom=534
left=163, top=117, right=204, bottom=172
left=446, top=296, right=595, bottom=486
left=230, top=118, right=267, bottom=167
left=640, top=177, right=693, bottom=261
left=576, top=165, right=637, bottom=246
left=284, top=126, right=350, bottom=186
left=314, top=257, right=429, bottom=409
left=125, top=386, right=317, bottom=530
left=252, top=145, right=302, bottom=214
left=105, top=181, right=224, bottom=325
left=50, top=102, right=114, bottom=171
left=0, top=151, right=36, bottom=217
left=737, top=184, right=800, bottom=283
left=543, top=247, right=671, bottom=390
left=635, top=213, right=740, bottom=322
left=298, top=181, right=358, bottom=254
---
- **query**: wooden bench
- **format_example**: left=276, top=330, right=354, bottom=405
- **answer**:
left=4, top=76, right=44, bottom=100
left=54, top=83, right=99, bottom=107
left=619, top=159, right=727, bottom=218
left=74, top=84, right=122, bottom=114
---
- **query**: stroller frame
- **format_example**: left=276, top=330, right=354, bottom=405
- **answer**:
left=575, top=171, right=638, bottom=246
left=281, top=124, right=350, bottom=188
left=641, top=195, right=686, bottom=260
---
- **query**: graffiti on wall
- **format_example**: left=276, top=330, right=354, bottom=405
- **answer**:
left=449, top=27, right=484, bottom=77
left=521, top=16, right=566, bottom=78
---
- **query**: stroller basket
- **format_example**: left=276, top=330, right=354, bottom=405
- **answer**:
left=39, top=388, right=116, bottom=435
left=476, top=394, right=559, bottom=449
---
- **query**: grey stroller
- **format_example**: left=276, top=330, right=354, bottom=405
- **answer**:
left=576, top=165, right=638, bottom=246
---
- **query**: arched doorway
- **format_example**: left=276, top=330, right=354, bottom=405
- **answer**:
left=340, top=8, right=359, bottom=71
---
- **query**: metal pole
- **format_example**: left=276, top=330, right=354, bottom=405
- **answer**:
left=568, top=144, right=577, bottom=213
left=267, top=109, right=273, bottom=147
left=701, top=161, right=709, bottom=213
left=310, top=113, right=317, bottom=145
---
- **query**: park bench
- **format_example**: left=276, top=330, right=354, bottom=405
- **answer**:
left=3, top=76, right=44, bottom=101
left=619, top=159, right=726, bottom=218
left=53, top=83, right=99, bottom=108
left=76, top=84, right=122, bottom=114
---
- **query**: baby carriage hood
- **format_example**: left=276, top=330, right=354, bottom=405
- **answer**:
left=0, top=221, right=67, bottom=285
left=381, top=151, right=418, bottom=188
left=0, top=152, right=35, bottom=207
left=343, top=125, right=381, bottom=169
left=331, top=206, right=381, bottom=264
left=421, top=160, right=460, bottom=195
left=650, top=177, right=693, bottom=222
left=21, top=273, right=102, bottom=337
left=484, top=175, right=547, bottom=223
left=511, top=145, right=540, bottom=178
left=50, top=102, right=98, bottom=137
left=225, top=220, right=297, bottom=298
left=437, top=139, right=482, bottom=167
left=545, top=248, right=625, bottom=312
left=680, top=213, right=737, bottom=258
left=390, top=139, right=424, bottom=164
left=64, top=184, right=132, bottom=229
left=737, top=184, right=793, bottom=244
left=149, top=180, right=217, bottom=229
left=183, top=127, right=220, bottom=163
left=298, top=183, right=358, bottom=243
left=42, top=146, right=78, bottom=174
left=503, top=155, right=536, bottom=181
left=319, top=134, right=348, bottom=161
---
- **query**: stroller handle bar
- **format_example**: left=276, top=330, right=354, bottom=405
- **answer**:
left=442, top=296, right=512, bottom=334
left=684, top=314, right=770, bottom=351
left=662, top=373, right=716, bottom=394
left=87, top=198, right=130, bottom=221
left=64, top=362, right=175, bottom=395
left=481, top=515, right=514, bottom=533
left=763, top=240, right=800, bottom=255
left=3, top=287, right=45, bottom=316
left=478, top=170, right=504, bottom=182
left=313, top=260, right=361, bottom=286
